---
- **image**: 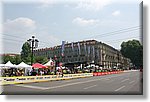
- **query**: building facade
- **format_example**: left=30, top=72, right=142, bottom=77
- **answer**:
left=34, top=40, right=130, bottom=69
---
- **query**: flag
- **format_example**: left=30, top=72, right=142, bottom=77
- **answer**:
left=61, top=41, right=65, bottom=56
left=92, top=46, right=95, bottom=59
left=84, top=43, right=87, bottom=56
left=78, top=42, right=81, bottom=55
left=97, top=49, right=100, bottom=59
left=88, top=46, right=90, bottom=56
left=71, top=42, right=74, bottom=51
left=71, top=42, right=74, bottom=55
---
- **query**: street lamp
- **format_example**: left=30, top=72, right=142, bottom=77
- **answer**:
left=27, top=35, right=39, bottom=65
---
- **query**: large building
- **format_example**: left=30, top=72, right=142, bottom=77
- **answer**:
left=34, top=40, right=130, bottom=69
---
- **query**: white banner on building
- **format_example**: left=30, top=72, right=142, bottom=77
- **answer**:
left=88, top=46, right=90, bottom=57
left=71, top=42, right=74, bottom=55
left=97, top=49, right=100, bottom=60
left=84, top=43, right=87, bottom=56
left=78, top=42, right=81, bottom=55
left=92, top=46, right=95, bottom=59
left=61, top=41, right=65, bottom=56
left=71, top=42, right=74, bottom=52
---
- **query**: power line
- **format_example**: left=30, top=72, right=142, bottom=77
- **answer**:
left=2, top=38, right=24, bottom=42
left=104, top=36, right=141, bottom=43
left=1, top=25, right=141, bottom=47
left=2, top=33, right=57, bottom=45
left=83, top=26, right=141, bottom=39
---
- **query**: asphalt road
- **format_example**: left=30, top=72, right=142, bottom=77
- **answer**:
left=1, top=70, right=143, bottom=95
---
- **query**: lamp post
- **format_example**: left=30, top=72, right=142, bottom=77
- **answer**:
left=27, top=36, right=39, bottom=65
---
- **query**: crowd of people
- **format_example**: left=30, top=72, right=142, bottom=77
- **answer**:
left=0, top=65, right=125, bottom=77
left=1, top=68, right=25, bottom=77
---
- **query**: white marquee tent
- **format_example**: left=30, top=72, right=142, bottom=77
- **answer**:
left=17, top=62, right=32, bottom=75
left=17, top=62, right=32, bottom=69
left=44, top=58, right=55, bottom=67
left=4, top=61, right=16, bottom=68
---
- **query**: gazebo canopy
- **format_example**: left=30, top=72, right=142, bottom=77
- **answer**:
left=0, top=64, right=5, bottom=67
left=5, top=61, right=16, bottom=68
left=17, top=62, right=32, bottom=70
left=44, top=58, right=54, bottom=66
left=32, top=63, right=47, bottom=69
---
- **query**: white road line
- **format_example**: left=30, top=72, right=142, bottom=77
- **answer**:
left=44, top=76, right=121, bottom=90
left=84, top=85, right=97, bottom=90
left=115, top=86, right=125, bottom=92
left=15, top=84, right=47, bottom=90
left=44, top=75, right=122, bottom=90
left=45, top=79, right=102, bottom=90
left=129, top=81, right=135, bottom=84
left=121, top=78, right=129, bottom=82
left=14, top=74, right=127, bottom=90
left=103, top=78, right=110, bottom=80
left=64, top=80, right=75, bottom=83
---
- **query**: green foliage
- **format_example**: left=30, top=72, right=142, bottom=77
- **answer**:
left=34, top=56, right=48, bottom=64
left=21, top=42, right=31, bottom=64
left=120, top=40, right=143, bottom=67
left=15, top=55, right=22, bottom=64
left=2, top=55, right=22, bottom=64
left=2, top=55, right=13, bottom=64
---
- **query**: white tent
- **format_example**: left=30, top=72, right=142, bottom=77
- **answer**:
left=17, top=62, right=32, bottom=75
left=5, top=61, right=16, bottom=68
left=44, top=58, right=54, bottom=66
left=0, top=64, right=5, bottom=67
left=17, top=62, right=32, bottom=69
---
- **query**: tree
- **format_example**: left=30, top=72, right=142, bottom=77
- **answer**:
left=15, top=55, right=22, bottom=64
left=2, top=55, right=22, bottom=64
left=34, top=56, right=48, bottom=64
left=2, top=55, right=14, bottom=64
left=21, top=42, right=31, bottom=64
left=120, top=39, right=143, bottom=68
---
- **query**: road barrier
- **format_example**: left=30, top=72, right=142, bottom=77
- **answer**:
left=0, top=71, right=124, bottom=85
left=93, top=71, right=123, bottom=76
left=0, top=73, right=93, bottom=85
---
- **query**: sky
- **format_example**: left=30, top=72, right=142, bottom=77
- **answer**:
left=1, top=0, right=142, bottom=54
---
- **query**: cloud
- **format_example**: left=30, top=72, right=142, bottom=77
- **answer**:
left=75, top=0, right=112, bottom=11
left=3, top=17, right=36, bottom=34
left=36, top=0, right=140, bottom=11
left=72, top=17, right=99, bottom=26
left=37, top=0, right=60, bottom=8
left=112, top=10, right=120, bottom=16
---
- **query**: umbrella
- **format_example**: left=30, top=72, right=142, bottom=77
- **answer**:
left=32, top=63, right=47, bottom=68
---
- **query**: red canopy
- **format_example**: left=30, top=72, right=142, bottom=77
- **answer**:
left=32, top=63, right=47, bottom=68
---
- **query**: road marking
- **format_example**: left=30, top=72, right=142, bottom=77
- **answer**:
left=115, top=86, right=125, bottom=92
left=44, top=75, right=122, bottom=90
left=103, top=78, right=110, bottom=80
left=44, top=79, right=102, bottom=90
left=15, top=84, right=46, bottom=90
left=84, top=85, right=97, bottom=90
left=129, top=81, right=135, bottom=84
left=64, top=80, right=75, bottom=83
left=14, top=74, right=127, bottom=90
left=121, top=78, right=129, bottom=82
